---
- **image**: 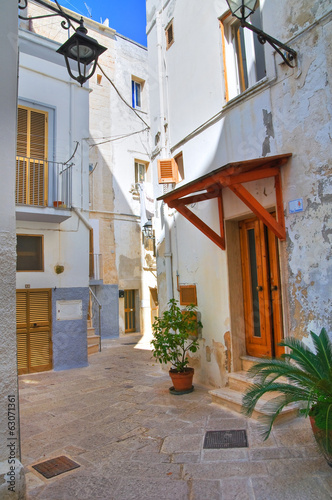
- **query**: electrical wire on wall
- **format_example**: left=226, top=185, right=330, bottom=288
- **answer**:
left=97, top=63, right=150, bottom=129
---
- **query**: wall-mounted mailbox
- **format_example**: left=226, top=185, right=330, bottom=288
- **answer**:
left=119, top=289, right=125, bottom=298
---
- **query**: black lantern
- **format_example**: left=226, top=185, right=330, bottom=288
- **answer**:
left=225, top=0, right=297, bottom=67
left=57, top=20, right=107, bottom=86
left=225, top=0, right=258, bottom=21
left=18, top=1, right=107, bottom=85
left=143, top=220, right=154, bottom=240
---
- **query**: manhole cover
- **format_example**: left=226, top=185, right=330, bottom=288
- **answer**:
left=32, top=456, right=80, bottom=479
left=121, top=342, right=137, bottom=345
left=203, top=430, right=248, bottom=449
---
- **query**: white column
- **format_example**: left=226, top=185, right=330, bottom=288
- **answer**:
left=0, top=1, right=26, bottom=498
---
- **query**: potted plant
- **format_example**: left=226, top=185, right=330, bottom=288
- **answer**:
left=151, top=298, right=202, bottom=394
left=241, top=328, right=332, bottom=466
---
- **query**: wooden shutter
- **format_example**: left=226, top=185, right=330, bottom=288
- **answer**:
left=16, top=106, right=48, bottom=206
left=157, top=158, right=178, bottom=184
left=16, top=291, right=28, bottom=373
left=179, top=285, right=197, bottom=306
left=16, top=289, right=52, bottom=375
left=16, top=108, right=28, bottom=204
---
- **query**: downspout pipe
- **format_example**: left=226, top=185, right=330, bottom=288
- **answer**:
left=72, top=206, right=92, bottom=230
left=157, top=10, right=173, bottom=303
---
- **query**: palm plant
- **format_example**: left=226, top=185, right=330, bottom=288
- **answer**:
left=242, top=328, right=332, bottom=464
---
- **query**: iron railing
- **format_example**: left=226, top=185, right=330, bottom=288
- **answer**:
left=16, top=156, right=73, bottom=208
left=89, top=286, right=102, bottom=352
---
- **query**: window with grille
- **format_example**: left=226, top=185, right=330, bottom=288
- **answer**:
left=17, top=235, right=44, bottom=272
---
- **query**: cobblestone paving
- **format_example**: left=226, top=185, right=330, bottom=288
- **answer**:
left=19, top=336, right=331, bottom=499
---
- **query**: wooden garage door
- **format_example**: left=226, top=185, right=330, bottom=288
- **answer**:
left=16, top=289, right=52, bottom=375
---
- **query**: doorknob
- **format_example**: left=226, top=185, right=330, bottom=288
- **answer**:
left=271, top=285, right=278, bottom=291
left=256, top=286, right=263, bottom=291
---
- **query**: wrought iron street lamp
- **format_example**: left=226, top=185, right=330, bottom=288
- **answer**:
left=18, top=0, right=107, bottom=85
left=142, top=220, right=154, bottom=240
left=225, top=0, right=297, bottom=67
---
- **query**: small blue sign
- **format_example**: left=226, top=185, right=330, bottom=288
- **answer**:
left=289, top=198, right=303, bottom=214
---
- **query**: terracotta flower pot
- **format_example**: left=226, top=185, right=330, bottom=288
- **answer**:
left=310, top=415, right=332, bottom=467
left=169, top=367, right=194, bottom=392
left=53, top=201, right=63, bottom=207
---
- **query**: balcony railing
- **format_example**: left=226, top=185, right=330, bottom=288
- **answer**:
left=89, top=253, right=103, bottom=281
left=16, top=156, right=73, bottom=208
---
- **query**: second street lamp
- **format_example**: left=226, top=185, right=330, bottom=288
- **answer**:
left=225, top=0, right=297, bottom=67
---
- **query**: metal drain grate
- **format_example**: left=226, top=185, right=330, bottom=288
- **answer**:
left=32, top=456, right=80, bottom=479
left=203, top=430, right=248, bottom=449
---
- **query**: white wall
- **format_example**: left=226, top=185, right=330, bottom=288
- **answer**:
left=0, top=2, right=26, bottom=498
left=148, top=0, right=332, bottom=387
left=16, top=30, right=90, bottom=291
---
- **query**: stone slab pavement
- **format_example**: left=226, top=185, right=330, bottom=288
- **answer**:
left=19, top=335, right=331, bottom=500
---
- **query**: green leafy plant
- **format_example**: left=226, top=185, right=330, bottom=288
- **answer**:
left=151, top=299, right=202, bottom=372
left=242, top=328, right=332, bottom=460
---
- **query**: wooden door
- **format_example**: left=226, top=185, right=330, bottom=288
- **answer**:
left=124, top=290, right=136, bottom=333
left=239, top=218, right=284, bottom=358
left=16, top=289, right=52, bottom=375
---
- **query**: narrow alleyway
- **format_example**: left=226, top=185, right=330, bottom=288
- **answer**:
left=19, top=336, right=331, bottom=500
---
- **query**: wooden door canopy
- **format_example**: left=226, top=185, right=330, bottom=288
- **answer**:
left=157, top=154, right=292, bottom=250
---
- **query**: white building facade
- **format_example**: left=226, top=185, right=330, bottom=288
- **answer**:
left=146, top=0, right=332, bottom=388
left=16, top=25, right=90, bottom=373
left=23, top=0, right=157, bottom=343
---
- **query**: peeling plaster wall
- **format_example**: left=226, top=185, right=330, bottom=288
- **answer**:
left=148, top=0, right=332, bottom=388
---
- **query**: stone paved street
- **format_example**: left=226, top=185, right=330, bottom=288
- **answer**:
left=19, top=336, right=331, bottom=499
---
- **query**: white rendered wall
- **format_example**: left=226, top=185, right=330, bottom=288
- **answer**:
left=148, top=0, right=332, bottom=387
left=16, top=31, right=90, bottom=291
left=0, top=2, right=26, bottom=498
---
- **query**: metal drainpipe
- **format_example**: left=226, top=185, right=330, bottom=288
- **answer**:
left=157, top=10, right=173, bottom=302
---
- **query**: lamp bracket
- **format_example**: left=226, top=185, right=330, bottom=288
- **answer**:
left=242, top=20, right=297, bottom=68
left=18, top=0, right=81, bottom=31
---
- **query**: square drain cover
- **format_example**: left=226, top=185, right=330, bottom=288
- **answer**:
left=203, top=430, right=248, bottom=449
left=32, top=456, right=80, bottom=479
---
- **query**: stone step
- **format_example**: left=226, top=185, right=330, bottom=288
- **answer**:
left=228, top=370, right=253, bottom=393
left=240, top=355, right=262, bottom=372
left=209, top=387, right=298, bottom=424
left=87, top=326, right=96, bottom=336
left=87, top=335, right=100, bottom=346
left=88, top=343, right=100, bottom=355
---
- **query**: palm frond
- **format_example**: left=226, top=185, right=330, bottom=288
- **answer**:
left=309, top=328, right=332, bottom=376
left=256, top=393, right=304, bottom=440
left=242, top=382, right=311, bottom=418
left=279, top=337, right=323, bottom=379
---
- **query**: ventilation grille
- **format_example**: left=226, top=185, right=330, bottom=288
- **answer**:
left=179, top=285, right=197, bottom=306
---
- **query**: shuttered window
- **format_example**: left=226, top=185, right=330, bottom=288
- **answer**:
left=157, top=159, right=179, bottom=184
left=16, top=105, right=48, bottom=206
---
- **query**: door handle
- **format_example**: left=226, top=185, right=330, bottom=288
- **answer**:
left=256, top=286, right=263, bottom=292
left=271, top=285, right=278, bottom=291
